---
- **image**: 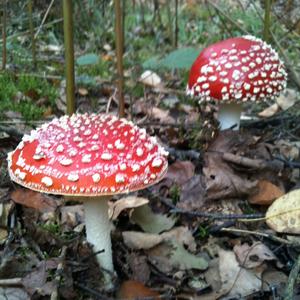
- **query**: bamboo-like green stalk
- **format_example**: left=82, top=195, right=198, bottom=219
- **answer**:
left=174, top=0, right=178, bottom=48
left=263, top=0, right=271, bottom=43
left=63, top=0, right=75, bottom=115
left=2, top=0, right=7, bottom=70
left=114, top=0, right=125, bottom=118
left=28, top=0, right=36, bottom=69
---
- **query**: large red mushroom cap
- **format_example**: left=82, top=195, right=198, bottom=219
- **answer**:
left=187, top=35, right=287, bottom=103
left=7, top=114, right=168, bottom=196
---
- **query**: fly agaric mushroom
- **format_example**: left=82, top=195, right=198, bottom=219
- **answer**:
left=187, top=35, right=287, bottom=130
left=7, top=113, right=168, bottom=287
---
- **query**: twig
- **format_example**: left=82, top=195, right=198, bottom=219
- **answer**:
left=50, top=246, right=67, bottom=300
left=0, top=278, right=22, bottom=287
left=114, top=0, right=125, bottom=118
left=34, top=0, right=55, bottom=39
left=74, top=282, right=113, bottom=300
left=160, top=197, right=264, bottom=220
left=2, top=0, right=7, bottom=70
left=284, top=253, right=300, bottom=300
left=220, top=227, right=298, bottom=246
left=166, top=147, right=201, bottom=160
left=63, top=0, right=76, bottom=115
left=263, top=0, right=272, bottom=42
left=28, top=0, right=36, bottom=69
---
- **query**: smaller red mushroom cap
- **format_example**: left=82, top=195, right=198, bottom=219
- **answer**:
left=7, top=114, right=168, bottom=196
left=187, top=35, right=287, bottom=103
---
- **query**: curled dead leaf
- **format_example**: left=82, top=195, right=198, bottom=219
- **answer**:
left=108, top=196, right=149, bottom=220
left=258, top=103, right=279, bottom=118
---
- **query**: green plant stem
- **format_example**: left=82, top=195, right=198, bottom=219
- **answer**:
left=174, top=0, right=178, bottom=48
left=63, top=0, right=75, bottom=115
left=2, top=0, right=7, bottom=70
left=284, top=253, right=300, bottom=300
left=114, top=0, right=125, bottom=118
left=28, top=0, right=36, bottom=69
left=263, top=0, right=271, bottom=42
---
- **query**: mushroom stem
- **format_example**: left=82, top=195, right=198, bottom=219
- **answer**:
left=218, top=102, right=243, bottom=130
left=83, top=196, right=114, bottom=286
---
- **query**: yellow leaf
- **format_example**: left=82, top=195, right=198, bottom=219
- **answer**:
left=266, top=189, right=300, bottom=233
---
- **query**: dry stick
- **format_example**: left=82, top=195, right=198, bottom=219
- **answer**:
left=174, top=0, right=178, bottom=48
left=63, top=0, right=75, bottom=115
left=263, top=0, right=271, bottom=42
left=2, top=0, right=7, bottom=70
left=220, top=228, right=297, bottom=246
left=28, top=0, right=36, bottom=69
left=284, top=253, right=300, bottom=300
left=50, top=246, right=67, bottom=300
left=34, top=0, right=55, bottom=39
left=0, top=278, right=22, bottom=287
left=114, top=0, right=125, bottom=118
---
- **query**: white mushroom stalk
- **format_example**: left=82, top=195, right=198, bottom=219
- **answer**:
left=7, top=113, right=168, bottom=290
left=218, top=102, right=243, bottom=130
left=83, top=196, right=113, bottom=283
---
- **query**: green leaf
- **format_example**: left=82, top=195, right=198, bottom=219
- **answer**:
left=161, top=47, right=200, bottom=69
left=142, top=55, right=162, bottom=69
left=76, top=53, right=99, bottom=66
left=131, top=205, right=176, bottom=234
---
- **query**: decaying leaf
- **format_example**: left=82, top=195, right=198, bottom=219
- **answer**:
left=276, top=88, right=298, bottom=110
left=123, top=226, right=196, bottom=251
left=248, top=180, right=284, bottom=205
left=108, top=196, right=149, bottom=220
left=234, top=242, right=277, bottom=269
left=204, top=131, right=258, bottom=200
left=276, top=139, right=299, bottom=160
left=128, top=254, right=151, bottom=283
left=266, top=189, right=300, bottom=233
left=0, top=288, right=29, bottom=300
left=117, top=280, right=160, bottom=300
left=218, top=249, right=264, bottom=298
left=11, top=189, right=59, bottom=213
left=147, top=240, right=208, bottom=274
left=258, top=103, right=279, bottom=118
left=131, top=204, right=176, bottom=234
left=165, top=160, right=195, bottom=186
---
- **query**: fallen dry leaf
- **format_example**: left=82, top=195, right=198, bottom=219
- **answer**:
left=11, top=189, right=59, bottom=213
left=204, top=131, right=258, bottom=200
left=108, top=196, right=149, bottom=220
left=276, top=88, right=298, bottom=110
left=248, top=180, right=284, bottom=205
left=123, top=226, right=196, bottom=251
left=117, top=280, right=160, bottom=300
left=258, top=103, right=279, bottom=118
left=147, top=240, right=208, bottom=274
left=128, top=254, right=151, bottom=283
left=165, top=160, right=195, bottom=186
left=178, top=175, right=206, bottom=210
left=276, top=139, right=299, bottom=160
left=218, top=249, right=264, bottom=298
left=266, top=189, right=300, bottom=233
left=234, top=242, right=277, bottom=269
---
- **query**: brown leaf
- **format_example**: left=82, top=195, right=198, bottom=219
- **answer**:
left=108, top=196, right=149, bottom=220
left=204, top=131, right=257, bottom=200
left=276, top=88, right=297, bottom=110
left=258, top=103, right=279, bottom=118
left=276, top=139, right=299, bottom=160
left=117, top=280, right=160, bottom=300
left=233, top=242, right=277, bottom=269
left=248, top=180, right=284, bottom=205
left=128, top=254, right=151, bottom=284
left=178, top=175, right=206, bottom=210
left=165, top=160, right=195, bottom=186
left=11, top=189, right=59, bottom=213
left=218, top=249, right=264, bottom=298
